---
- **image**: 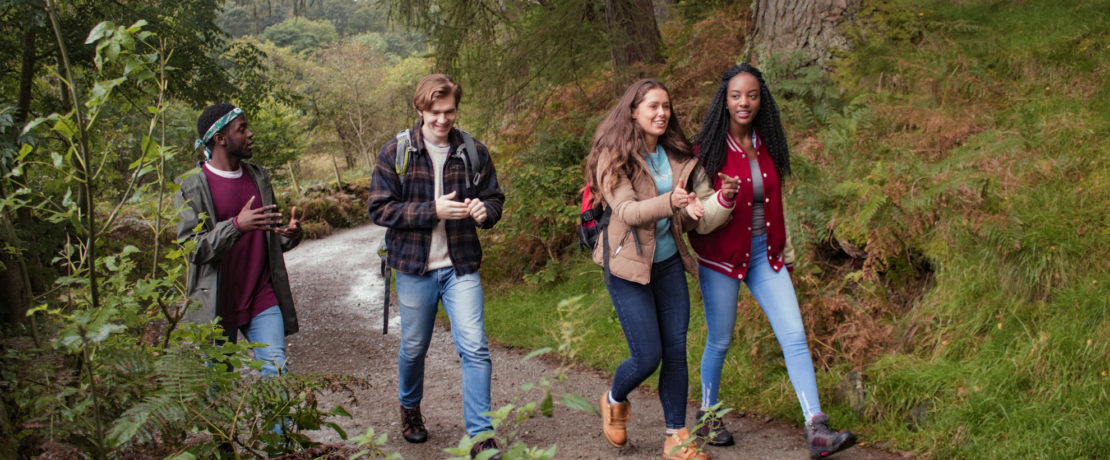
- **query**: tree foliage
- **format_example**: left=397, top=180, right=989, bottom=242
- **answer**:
left=261, top=16, right=338, bottom=54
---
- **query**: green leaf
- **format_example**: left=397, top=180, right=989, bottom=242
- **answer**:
left=126, top=19, right=148, bottom=33
left=522, top=347, right=551, bottom=361
left=560, top=393, right=598, bottom=416
left=165, top=452, right=196, bottom=460
left=87, top=323, right=125, bottom=343
left=324, top=421, right=348, bottom=440
left=86, top=21, right=114, bottom=44
left=107, top=412, right=148, bottom=447
left=540, top=391, right=554, bottom=417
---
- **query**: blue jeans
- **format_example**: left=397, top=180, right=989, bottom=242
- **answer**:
left=235, top=305, right=287, bottom=378
left=395, top=268, right=493, bottom=436
left=698, top=234, right=822, bottom=420
left=606, top=254, right=690, bottom=430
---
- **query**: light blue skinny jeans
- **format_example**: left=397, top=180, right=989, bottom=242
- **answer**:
left=236, top=304, right=287, bottom=377
left=395, top=267, right=493, bottom=437
left=698, top=234, right=822, bottom=420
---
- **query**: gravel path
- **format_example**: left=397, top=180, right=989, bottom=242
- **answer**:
left=283, top=224, right=909, bottom=459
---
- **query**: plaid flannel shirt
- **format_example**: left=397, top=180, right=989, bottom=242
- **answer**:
left=368, top=122, right=505, bottom=275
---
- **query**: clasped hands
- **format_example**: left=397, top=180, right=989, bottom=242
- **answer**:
left=235, top=196, right=303, bottom=238
left=670, top=181, right=704, bottom=221
left=435, top=191, right=488, bottom=224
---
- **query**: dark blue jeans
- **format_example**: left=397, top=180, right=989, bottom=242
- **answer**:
left=606, top=254, right=690, bottom=429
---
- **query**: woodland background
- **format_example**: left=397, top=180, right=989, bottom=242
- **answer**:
left=1, top=0, right=1108, bottom=458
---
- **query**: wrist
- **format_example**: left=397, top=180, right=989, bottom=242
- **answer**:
left=232, top=216, right=242, bottom=232
left=717, top=191, right=736, bottom=208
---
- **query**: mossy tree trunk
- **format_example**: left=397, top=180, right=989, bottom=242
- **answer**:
left=747, top=0, right=858, bottom=67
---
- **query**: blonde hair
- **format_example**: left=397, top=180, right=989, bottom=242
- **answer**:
left=412, top=73, right=463, bottom=111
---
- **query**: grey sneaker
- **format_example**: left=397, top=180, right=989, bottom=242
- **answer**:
left=805, top=414, right=856, bottom=459
left=695, top=409, right=735, bottom=446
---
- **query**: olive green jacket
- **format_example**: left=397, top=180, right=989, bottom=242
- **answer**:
left=174, top=161, right=300, bottom=335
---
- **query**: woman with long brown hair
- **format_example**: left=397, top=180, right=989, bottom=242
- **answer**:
left=586, top=78, right=709, bottom=460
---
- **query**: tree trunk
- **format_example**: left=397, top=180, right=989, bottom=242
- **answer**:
left=328, top=150, right=344, bottom=189
left=0, top=23, right=41, bottom=321
left=605, top=0, right=663, bottom=68
left=747, top=0, right=857, bottom=68
left=287, top=161, right=302, bottom=197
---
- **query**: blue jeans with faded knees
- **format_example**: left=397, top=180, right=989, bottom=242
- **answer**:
left=606, top=254, right=691, bottom=430
left=236, top=304, right=287, bottom=377
left=395, top=267, right=493, bottom=437
left=698, top=234, right=822, bottom=420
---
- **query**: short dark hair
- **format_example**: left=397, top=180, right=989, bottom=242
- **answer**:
left=197, top=103, right=238, bottom=150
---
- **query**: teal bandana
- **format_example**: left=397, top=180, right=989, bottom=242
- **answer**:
left=194, top=107, right=244, bottom=160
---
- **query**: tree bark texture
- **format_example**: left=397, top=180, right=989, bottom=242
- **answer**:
left=747, top=0, right=857, bottom=68
left=605, top=0, right=663, bottom=67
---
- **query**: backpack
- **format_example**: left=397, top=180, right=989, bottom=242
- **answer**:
left=377, top=128, right=482, bottom=334
left=577, top=186, right=607, bottom=250
left=577, top=185, right=616, bottom=280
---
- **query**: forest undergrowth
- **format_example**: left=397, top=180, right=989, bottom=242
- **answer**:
left=483, top=0, right=1110, bottom=457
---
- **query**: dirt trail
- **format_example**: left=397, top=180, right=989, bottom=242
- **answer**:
left=283, top=224, right=908, bottom=459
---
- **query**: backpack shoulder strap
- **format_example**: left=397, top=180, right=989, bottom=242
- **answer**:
left=457, top=128, right=482, bottom=187
left=394, top=129, right=414, bottom=186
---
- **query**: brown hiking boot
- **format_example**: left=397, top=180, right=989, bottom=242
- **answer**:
left=600, top=391, right=630, bottom=447
left=663, top=428, right=710, bottom=460
left=400, top=405, right=427, bottom=443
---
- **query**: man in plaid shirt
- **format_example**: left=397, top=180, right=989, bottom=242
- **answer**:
left=367, top=74, right=505, bottom=458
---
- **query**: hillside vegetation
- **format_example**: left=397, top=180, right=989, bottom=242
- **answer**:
left=485, top=0, right=1110, bottom=457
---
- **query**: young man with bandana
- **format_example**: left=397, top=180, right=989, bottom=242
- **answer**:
left=368, top=74, right=505, bottom=458
left=176, top=103, right=303, bottom=377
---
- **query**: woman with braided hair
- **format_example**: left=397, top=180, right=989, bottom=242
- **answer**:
left=686, top=63, right=856, bottom=459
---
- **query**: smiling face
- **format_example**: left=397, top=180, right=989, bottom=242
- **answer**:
left=418, top=94, right=458, bottom=146
left=632, top=88, right=671, bottom=149
left=726, top=72, right=761, bottom=133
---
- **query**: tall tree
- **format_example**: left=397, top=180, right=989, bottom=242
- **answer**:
left=746, top=0, right=858, bottom=67
left=604, top=0, right=663, bottom=67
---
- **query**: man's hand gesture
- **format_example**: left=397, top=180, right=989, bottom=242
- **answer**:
left=465, top=198, right=487, bottom=224
left=235, top=196, right=282, bottom=232
left=275, top=205, right=303, bottom=239
left=435, top=191, right=469, bottom=220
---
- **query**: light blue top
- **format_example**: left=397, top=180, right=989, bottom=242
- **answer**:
left=646, top=144, right=677, bottom=262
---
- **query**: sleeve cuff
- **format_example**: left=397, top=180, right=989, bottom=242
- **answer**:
left=717, top=191, right=736, bottom=209
left=232, top=216, right=242, bottom=233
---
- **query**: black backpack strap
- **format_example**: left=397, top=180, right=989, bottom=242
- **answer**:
left=602, top=224, right=610, bottom=283
left=599, top=206, right=612, bottom=282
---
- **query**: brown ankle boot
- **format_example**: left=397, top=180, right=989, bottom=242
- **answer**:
left=600, top=391, right=630, bottom=447
left=663, top=428, right=710, bottom=460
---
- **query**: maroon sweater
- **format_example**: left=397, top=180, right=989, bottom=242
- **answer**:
left=689, top=133, right=788, bottom=280
left=203, top=165, right=279, bottom=329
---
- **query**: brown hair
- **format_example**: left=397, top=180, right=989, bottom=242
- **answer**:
left=585, top=78, right=692, bottom=206
left=412, top=73, right=463, bottom=111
